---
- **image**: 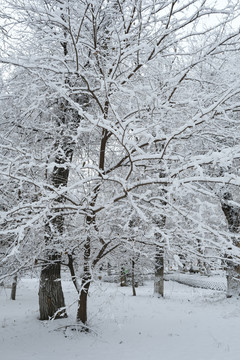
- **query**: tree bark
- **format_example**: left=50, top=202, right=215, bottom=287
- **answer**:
left=77, top=235, right=91, bottom=325
left=39, top=254, right=67, bottom=320
left=154, top=245, right=164, bottom=297
left=10, top=274, right=17, bottom=300
left=131, top=260, right=136, bottom=296
left=38, top=124, right=74, bottom=319
left=38, top=201, right=69, bottom=319
left=77, top=278, right=91, bottom=326
left=153, top=211, right=166, bottom=297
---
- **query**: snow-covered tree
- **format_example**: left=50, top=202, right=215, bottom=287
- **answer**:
left=1, top=0, right=240, bottom=327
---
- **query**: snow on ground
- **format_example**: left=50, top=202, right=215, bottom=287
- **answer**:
left=1, top=278, right=240, bottom=360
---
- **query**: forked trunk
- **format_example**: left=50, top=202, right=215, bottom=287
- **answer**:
left=39, top=255, right=67, bottom=320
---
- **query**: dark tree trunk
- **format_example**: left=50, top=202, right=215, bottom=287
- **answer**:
left=77, top=236, right=91, bottom=325
left=10, top=274, right=17, bottom=300
left=154, top=245, right=164, bottom=297
left=131, top=260, right=136, bottom=296
left=39, top=255, right=67, bottom=320
left=38, top=133, right=74, bottom=319
left=38, top=210, right=68, bottom=319
left=77, top=278, right=91, bottom=325
left=37, top=10, right=78, bottom=319
left=75, top=100, right=108, bottom=326
left=107, top=262, right=112, bottom=276
left=153, top=212, right=166, bottom=297
left=75, top=122, right=109, bottom=325
left=68, top=254, right=81, bottom=293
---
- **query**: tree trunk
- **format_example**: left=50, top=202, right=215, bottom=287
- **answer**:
left=221, top=193, right=240, bottom=297
left=67, top=254, right=81, bottom=293
left=154, top=245, right=164, bottom=297
left=38, top=121, right=74, bottom=319
left=75, top=90, right=108, bottom=325
left=131, top=260, right=136, bottom=296
left=77, top=235, right=91, bottom=326
left=153, top=213, right=166, bottom=297
left=38, top=156, right=71, bottom=319
left=39, top=255, right=67, bottom=320
left=77, top=278, right=91, bottom=325
left=37, top=6, right=79, bottom=319
left=10, top=274, right=17, bottom=300
left=38, top=211, right=68, bottom=319
left=107, top=262, right=111, bottom=276
left=226, top=265, right=240, bottom=297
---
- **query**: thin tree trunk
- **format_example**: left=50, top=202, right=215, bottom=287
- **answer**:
left=153, top=212, right=166, bottom=297
left=75, top=96, right=109, bottom=326
left=107, top=262, right=111, bottom=276
left=154, top=245, right=164, bottom=297
left=131, top=260, right=136, bottom=296
left=10, top=274, right=17, bottom=300
left=75, top=117, right=109, bottom=325
left=68, top=254, right=81, bottom=293
left=77, top=235, right=91, bottom=326
left=120, top=267, right=127, bottom=287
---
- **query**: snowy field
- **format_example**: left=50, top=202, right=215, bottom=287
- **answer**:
left=1, top=278, right=240, bottom=360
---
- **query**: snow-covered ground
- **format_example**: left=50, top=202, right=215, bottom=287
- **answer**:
left=1, top=278, right=240, bottom=360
